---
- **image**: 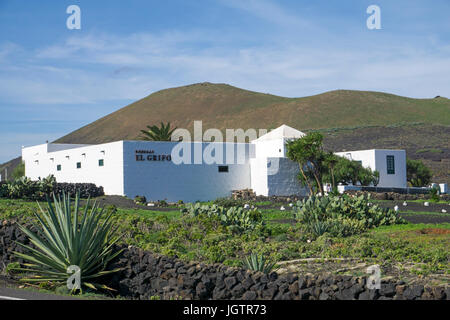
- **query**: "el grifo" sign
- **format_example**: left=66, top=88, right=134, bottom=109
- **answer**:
left=135, top=150, right=172, bottom=162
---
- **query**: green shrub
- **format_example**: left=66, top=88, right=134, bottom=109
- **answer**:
left=293, top=194, right=405, bottom=237
left=157, top=200, right=168, bottom=207
left=407, top=158, right=432, bottom=187
left=13, top=192, right=123, bottom=293
left=6, top=176, right=40, bottom=199
left=326, top=216, right=366, bottom=237
left=0, top=182, right=7, bottom=198
left=134, top=195, right=147, bottom=204
left=11, top=162, right=25, bottom=180
left=307, top=220, right=329, bottom=237
left=181, top=203, right=264, bottom=233
left=429, top=187, right=440, bottom=202
left=242, top=252, right=277, bottom=273
left=1, top=175, right=102, bottom=200
left=5, top=262, right=21, bottom=274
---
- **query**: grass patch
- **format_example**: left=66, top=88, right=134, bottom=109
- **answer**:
left=400, top=210, right=449, bottom=216
left=1, top=198, right=448, bottom=277
left=416, top=148, right=443, bottom=154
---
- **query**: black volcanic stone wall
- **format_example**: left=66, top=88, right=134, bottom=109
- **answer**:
left=106, top=246, right=450, bottom=300
left=345, top=190, right=450, bottom=201
left=1, top=221, right=449, bottom=300
left=0, top=221, right=36, bottom=270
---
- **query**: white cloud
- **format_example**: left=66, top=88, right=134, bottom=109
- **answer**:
left=0, top=26, right=449, bottom=107
left=218, top=0, right=311, bottom=29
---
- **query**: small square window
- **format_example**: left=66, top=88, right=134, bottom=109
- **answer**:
left=76, top=162, right=81, bottom=169
left=386, top=155, right=395, bottom=174
left=99, top=159, right=104, bottom=167
left=218, top=166, right=229, bottom=173
left=57, top=165, right=61, bottom=171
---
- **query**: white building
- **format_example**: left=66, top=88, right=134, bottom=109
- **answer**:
left=22, top=125, right=407, bottom=202
left=335, top=149, right=407, bottom=188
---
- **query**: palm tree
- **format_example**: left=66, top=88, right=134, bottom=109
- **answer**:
left=140, top=122, right=178, bottom=141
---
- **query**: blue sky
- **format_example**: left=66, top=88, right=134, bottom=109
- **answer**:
left=0, top=0, right=449, bottom=163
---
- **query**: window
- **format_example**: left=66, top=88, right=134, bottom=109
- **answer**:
left=386, top=155, right=395, bottom=174
left=218, top=166, right=229, bottom=173
left=76, top=162, right=81, bottom=169
left=57, top=165, right=61, bottom=171
left=99, top=159, right=104, bottom=167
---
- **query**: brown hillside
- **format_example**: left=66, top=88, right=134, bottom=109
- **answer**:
left=55, top=82, right=450, bottom=144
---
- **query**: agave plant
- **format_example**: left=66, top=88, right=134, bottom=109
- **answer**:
left=242, top=253, right=277, bottom=274
left=309, top=220, right=329, bottom=236
left=13, top=192, right=123, bottom=292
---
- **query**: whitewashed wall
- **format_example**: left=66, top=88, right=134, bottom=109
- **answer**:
left=122, top=141, right=251, bottom=202
left=250, top=136, right=309, bottom=197
left=334, top=149, right=407, bottom=188
left=249, top=157, right=268, bottom=196
left=23, top=141, right=407, bottom=202
left=23, top=142, right=125, bottom=196
left=373, top=150, right=407, bottom=188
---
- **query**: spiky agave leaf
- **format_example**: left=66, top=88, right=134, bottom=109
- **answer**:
left=242, top=253, right=277, bottom=274
left=13, top=192, right=123, bottom=292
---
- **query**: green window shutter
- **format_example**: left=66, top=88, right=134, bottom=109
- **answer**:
left=386, top=155, right=395, bottom=174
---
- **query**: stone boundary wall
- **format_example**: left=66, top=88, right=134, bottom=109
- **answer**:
left=1, top=221, right=449, bottom=300
left=230, top=189, right=450, bottom=203
left=106, top=247, right=449, bottom=300
left=344, top=190, right=450, bottom=201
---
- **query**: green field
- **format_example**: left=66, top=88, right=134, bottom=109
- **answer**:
left=1, top=198, right=448, bottom=281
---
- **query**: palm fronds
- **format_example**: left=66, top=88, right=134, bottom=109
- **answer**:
left=140, top=122, right=177, bottom=141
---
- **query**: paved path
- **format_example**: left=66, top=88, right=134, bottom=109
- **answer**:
left=0, top=277, right=79, bottom=300
left=0, top=286, right=79, bottom=300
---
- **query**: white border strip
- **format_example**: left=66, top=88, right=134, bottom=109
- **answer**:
left=0, top=295, right=26, bottom=300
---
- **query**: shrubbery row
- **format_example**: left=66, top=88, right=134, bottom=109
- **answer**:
left=292, top=194, right=406, bottom=237
left=181, top=202, right=264, bottom=233
left=0, top=175, right=104, bottom=200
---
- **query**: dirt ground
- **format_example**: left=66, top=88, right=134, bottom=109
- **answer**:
left=92, top=195, right=450, bottom=224
left=86, top=195, right=178, bottom=212
left=376, top=200, right=450, bottom=224
left=276, top=258, right=449, bottom=287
